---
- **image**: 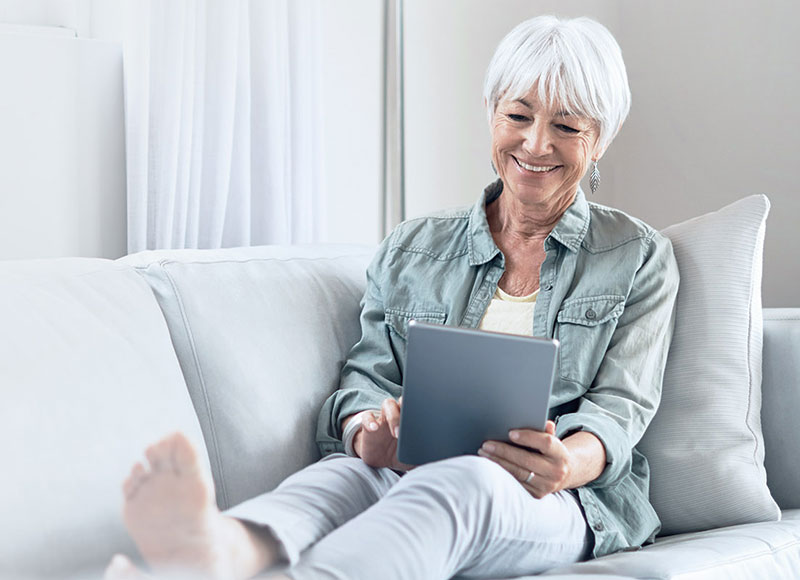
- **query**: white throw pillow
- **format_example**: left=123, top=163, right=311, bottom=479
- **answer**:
left=639, top=195, right=781, bottom=536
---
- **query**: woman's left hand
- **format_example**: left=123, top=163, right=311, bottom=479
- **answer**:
left=477, top=420, right=573, bottom=499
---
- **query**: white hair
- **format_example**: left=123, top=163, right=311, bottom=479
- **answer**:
left=483, top=15, right=631, bottom=151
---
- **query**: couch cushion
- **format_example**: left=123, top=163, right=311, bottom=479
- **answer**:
left=761, top=308, right=800, bottom=509
left=538, top=510, right=800, bottom=580
left=0, top=259, right=207, bottom=578
left=638, top=195, right=780, bottom=535
left=121, top=245, right=373, bottom=510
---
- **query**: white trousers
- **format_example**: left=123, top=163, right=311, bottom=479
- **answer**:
left=225, top=454, right=590, bottom=580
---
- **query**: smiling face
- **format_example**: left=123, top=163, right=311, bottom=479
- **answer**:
left=490, top=87, right=604, bottom=210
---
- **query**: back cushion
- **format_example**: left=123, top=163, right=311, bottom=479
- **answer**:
left=122, top=245, right=372, bottom=509
left=640, top=195, right=780, bottom=535
left=761, top=308, right=800, bottom=509
left=0, top=259, right=207, bottom=577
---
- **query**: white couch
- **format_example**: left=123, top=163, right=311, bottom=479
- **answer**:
left=1, top=242, right=798, bottom=579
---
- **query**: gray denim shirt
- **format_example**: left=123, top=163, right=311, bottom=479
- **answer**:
left=316, top=179, right=680, bottom=558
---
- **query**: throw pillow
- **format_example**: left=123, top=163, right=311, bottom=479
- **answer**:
left=639, top=194, right=781, bottom=536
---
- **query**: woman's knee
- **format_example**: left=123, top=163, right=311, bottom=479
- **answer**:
left=394, top=455, right=515, bottom=499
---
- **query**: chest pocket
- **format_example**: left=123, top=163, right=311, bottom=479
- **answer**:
left=385, top=307, right=447, bottom=339
left=555, top=295, right=625, bottom=385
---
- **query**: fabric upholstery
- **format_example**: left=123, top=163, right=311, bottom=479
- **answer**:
left=638, top=195, right=780, bottom=535
left=761, top=309, right=800, bottom=509
left=122, top=245, right=372, bottom=509
left=539, top=509, right=800, bottom=580
left=0, top=259, right=206, bottom=578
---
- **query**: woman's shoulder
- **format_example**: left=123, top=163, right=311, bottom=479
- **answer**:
left=583, top=200, right=670, bottom=255
left=383, top=205, right=473, bottom=259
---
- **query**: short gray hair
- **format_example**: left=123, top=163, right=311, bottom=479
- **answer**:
left=483, top=15, right=631, bottom=151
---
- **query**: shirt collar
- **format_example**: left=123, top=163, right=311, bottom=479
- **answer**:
left=467, top=179, right=591, bottom=266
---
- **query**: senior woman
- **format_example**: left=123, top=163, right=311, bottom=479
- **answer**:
left=106, top=15, right=678, bottom=580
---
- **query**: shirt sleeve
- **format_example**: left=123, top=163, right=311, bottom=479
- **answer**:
left=316, top=234, right=404, bottom=456
left=555, top=232, right=680, bottom=488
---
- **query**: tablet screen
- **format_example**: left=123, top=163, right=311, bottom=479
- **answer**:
left=397, top=321, right=557, bottom=465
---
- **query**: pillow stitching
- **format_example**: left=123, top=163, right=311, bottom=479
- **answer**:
left=162, top=265, right=230, bottom=510
left=743, top=213, right=766, bottom=471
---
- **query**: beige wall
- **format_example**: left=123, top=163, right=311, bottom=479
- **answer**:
left=404, top=0, right=799, bottom=307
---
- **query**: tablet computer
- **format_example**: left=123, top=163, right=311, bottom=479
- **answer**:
left=397, top=320, right=558, bottom=466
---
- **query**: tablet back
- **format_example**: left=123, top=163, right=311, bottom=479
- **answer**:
left=397, top=321, right=557, bottom=465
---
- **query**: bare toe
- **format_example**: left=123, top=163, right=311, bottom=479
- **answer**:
left=145, top=444, right=168, bottom=472
left=167, top=431, right=201, bottom=475
left=104, top=554, right=150, bottom=579
left=124, top=463, right=148, bottom=499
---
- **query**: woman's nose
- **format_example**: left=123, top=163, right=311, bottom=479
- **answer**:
left=523, top=121, right=552, bottom=156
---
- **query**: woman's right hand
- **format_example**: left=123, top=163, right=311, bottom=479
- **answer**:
left=348, top=398, right=414, bottom=471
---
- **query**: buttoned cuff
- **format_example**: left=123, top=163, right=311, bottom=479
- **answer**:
left=555, top=412, right=631, bottom=488
left=316, top=386, right=390, bottom=457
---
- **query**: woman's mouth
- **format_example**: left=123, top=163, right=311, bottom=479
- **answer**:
left=513, top=156, right=559, bottom=173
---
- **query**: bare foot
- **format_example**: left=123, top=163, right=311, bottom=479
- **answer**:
left=119, top=432, right=277, bottom=579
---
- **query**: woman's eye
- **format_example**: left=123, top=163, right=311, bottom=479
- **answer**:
left=508, top=114, right=529, bottom=122
left=557, top=124, right=579, bottom=133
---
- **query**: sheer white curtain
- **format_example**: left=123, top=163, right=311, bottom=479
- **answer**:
left=123, top=0, right=326, bottom=252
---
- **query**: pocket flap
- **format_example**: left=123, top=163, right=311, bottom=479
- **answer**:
left=385, top=307, right=447, bottom=338
left=557, top=295, right=625, bottom=326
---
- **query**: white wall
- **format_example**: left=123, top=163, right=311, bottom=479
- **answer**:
left=0, top=30, right=126, bottom=260
left=403, top=0, right=800, bottom=307
left=319, top=0, right=384, bottom=246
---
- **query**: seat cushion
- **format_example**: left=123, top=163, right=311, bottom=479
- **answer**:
left=0, top=259, right=207, bottom=578
left=539, top=510, right=800, bottom=579
left=638, top=195, right=780, bottom=535
left=121, top=245, right=373, bottom=510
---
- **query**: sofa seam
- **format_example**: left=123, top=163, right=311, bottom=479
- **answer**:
left=670, top=536, right=800, bottom=577
left=162, top=266, right=230, bottom=509
left=153, top=254, right=370, bottom=268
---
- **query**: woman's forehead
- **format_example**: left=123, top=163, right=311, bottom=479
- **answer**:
left=501, top=92, right=589, bottom=120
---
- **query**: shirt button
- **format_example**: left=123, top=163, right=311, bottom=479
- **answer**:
left=592, top=520, right=605, bottom=532
left=544, top=283, right=553, bottom=292
left=585, top=308, right=597, bottom=320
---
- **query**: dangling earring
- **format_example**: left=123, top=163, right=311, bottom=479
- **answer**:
left=590, top=160, right=600, bottom=195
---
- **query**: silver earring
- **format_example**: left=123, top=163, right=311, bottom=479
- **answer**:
left=589, top=160, right=600, bottom=195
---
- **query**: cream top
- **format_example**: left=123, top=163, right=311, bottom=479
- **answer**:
left=478, top=286, right=539, bottom=336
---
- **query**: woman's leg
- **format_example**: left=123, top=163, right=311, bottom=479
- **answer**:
left=106, top=432, right=400, bottom=579
left=286, top=455, right=590, bottom=580
left=225, top=452, right=401, bottom=567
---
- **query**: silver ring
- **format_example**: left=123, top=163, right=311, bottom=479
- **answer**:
left=524, top=471, right=535, bottom=484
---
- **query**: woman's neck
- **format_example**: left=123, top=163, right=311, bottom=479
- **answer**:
left=487, top=188, right=576, bottom=244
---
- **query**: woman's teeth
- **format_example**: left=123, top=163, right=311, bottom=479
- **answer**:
left=516, top=158, right=557, bottom=172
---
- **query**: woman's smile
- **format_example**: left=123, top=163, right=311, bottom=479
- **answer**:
left=512, top=155, right=561, bottom=174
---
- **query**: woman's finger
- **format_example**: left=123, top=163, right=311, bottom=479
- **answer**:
left=382, top=398, right=401, bottom=438
left=362, top=409, right=381, bottom=432
left=477, top=449, right=549, bottom=496
left=482, top=440, right=551, bottom=475
left=508, top=427, right=564, bottom=460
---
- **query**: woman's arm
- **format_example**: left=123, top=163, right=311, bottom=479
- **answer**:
left=315, top=235, right=405, bottom=457
left=480, top=232, right=679, bottom=496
